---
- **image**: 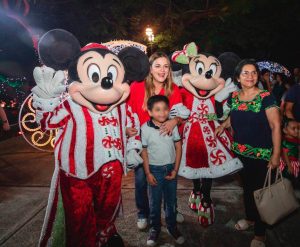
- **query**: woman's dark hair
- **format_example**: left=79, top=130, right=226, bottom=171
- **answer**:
left=233, top=59, right=260, bottom=88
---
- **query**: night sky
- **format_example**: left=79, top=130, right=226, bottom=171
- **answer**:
left=1, top=0, right=300, bottom=74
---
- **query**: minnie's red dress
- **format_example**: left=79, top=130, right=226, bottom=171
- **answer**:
left=179, top=88, right=243, bottom=179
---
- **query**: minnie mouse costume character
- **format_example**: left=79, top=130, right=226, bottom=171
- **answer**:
left=172, top=43, right=243, bottom=226
left=32, top=29, right=149, bottom=247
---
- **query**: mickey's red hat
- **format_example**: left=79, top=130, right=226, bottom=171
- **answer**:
left=81, top=43, right=108, bottom=52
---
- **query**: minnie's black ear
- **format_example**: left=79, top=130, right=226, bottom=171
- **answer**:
left=38, top=29, right=81, bottom=70
left=118, top=47, right=149, bottom=82
left=218, top=52, right=241, bottom=80
left=169, top=54, right=190, bottom=74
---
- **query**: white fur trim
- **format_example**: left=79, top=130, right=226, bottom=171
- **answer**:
left=32, top=94, right=61, bottom=112
left=179, top=157, right=243, bottom=179
left=126, top=139, right=142, bottom=153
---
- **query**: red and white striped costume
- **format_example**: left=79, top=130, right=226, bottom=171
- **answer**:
left=38, top=96, right=140, bottom=247
left=179, top=88, right=243, bottom=179
left=40, top=97, right=128, bottom=178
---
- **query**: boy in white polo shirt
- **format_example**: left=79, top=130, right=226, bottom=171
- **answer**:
left=141, top=95, right=184, bottom=246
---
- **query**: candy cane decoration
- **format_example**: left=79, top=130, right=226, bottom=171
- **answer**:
left=188, top=112, right=199, bottom=123
left=197, top=104, right=209, bottom=115
left=102, top=136, right=114, bottom=148
left=102, top=136, right=122, bottom=150
left=98, top=116, right=111, bottom=126
left=102, top=165, right=114, bottom=178
left=210, top=149, right=226, bottom=165
left=220, top=135, right=229, bottom=147
left=206, top=136, right=217, bottom=148
left=199, top=116, right=208, bottom=124
left=109, top=117, right=118, bottom=126
left=203, top=126, right=211, bottom=135
left=98, top=116, right=119, bottom=126
left=113, top=138, right=122, bottom=150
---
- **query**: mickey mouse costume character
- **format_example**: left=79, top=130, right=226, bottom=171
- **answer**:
left=32, top=29, right=149, bottom=247
left=172, top=42, right=243, bottom=226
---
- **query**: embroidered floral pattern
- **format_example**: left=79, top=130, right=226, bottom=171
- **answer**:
left=232, top=141, right=272, bottom=160
left=282, top=138, right=299, bottom=159
left=231, top=90, right=270, bottom=113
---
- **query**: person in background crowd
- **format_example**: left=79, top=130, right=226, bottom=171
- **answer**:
left=293, top=67, right=300, bottom=84
left=0, top=105, right=10, bottom=131
left=280, top=77, right=295, bottom=112
left=259, top=69, right=272, bottom=92
left=285, top=81, right=300, bottom=123
left=216, top=59, right=281, bottom=247
left=272, top=73, right=288, bottom=105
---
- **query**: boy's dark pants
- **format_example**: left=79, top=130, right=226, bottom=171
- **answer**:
left=148, top=163, right=177, bottom=232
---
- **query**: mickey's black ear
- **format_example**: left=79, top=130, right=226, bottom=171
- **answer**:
left=118, top=47, right=149, bottom=82
left=218, top=52, right=241, bottom=80
left=38, top=29, right=81, bottom=70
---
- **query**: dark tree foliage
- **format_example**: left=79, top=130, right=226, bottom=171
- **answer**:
left=12, top=0, right=300, bottom=67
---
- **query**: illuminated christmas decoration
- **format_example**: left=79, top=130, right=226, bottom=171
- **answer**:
left=0, top=74, right=27, bottom=110
left=102, top=40, right=147, bottom=54
left=18, top=93, right=55, bottom=152
left=0, top=74, right=25, bottom=88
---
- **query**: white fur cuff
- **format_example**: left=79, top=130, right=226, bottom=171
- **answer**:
left=127, top=140, right=142, bottom=153
left=32, top=94, right=61, bottom=112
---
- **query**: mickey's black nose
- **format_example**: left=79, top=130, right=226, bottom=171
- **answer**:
left=101, top=77, right=113, bottom=90
left=205, top=70, right=213, bottom=79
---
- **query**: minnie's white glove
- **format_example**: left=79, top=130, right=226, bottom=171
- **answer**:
left=215, top=78, right=238, bottom=102
left=169, top=103, right=190, bottom=119
left=126, top=150, right=143, bottom=170
left=32, top=66, right=66, bottom=99
left=172, top=70, right=183, bottom=87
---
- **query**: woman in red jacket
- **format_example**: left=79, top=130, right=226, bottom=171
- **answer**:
left=126, top=51, right=190, bottom=230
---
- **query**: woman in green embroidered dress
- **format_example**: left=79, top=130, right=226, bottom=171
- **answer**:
left=215, top=59, right=281, bottom=247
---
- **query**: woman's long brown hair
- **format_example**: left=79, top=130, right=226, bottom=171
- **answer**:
left=143, top=52, right=174, bottom=110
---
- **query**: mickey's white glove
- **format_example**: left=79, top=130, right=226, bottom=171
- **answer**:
left=32, top=66, right=66, bottom=99
left=215, top=78, right=238, bottom=102
left=169, top=103, right=190, bottom=119
left=126, top=150, right=143, bottom=170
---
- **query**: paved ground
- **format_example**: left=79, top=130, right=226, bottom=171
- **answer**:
left=0, top=136, right=300, bottom=247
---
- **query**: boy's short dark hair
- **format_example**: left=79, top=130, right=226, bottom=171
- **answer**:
left=147, top=95, right=170, bottom=111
